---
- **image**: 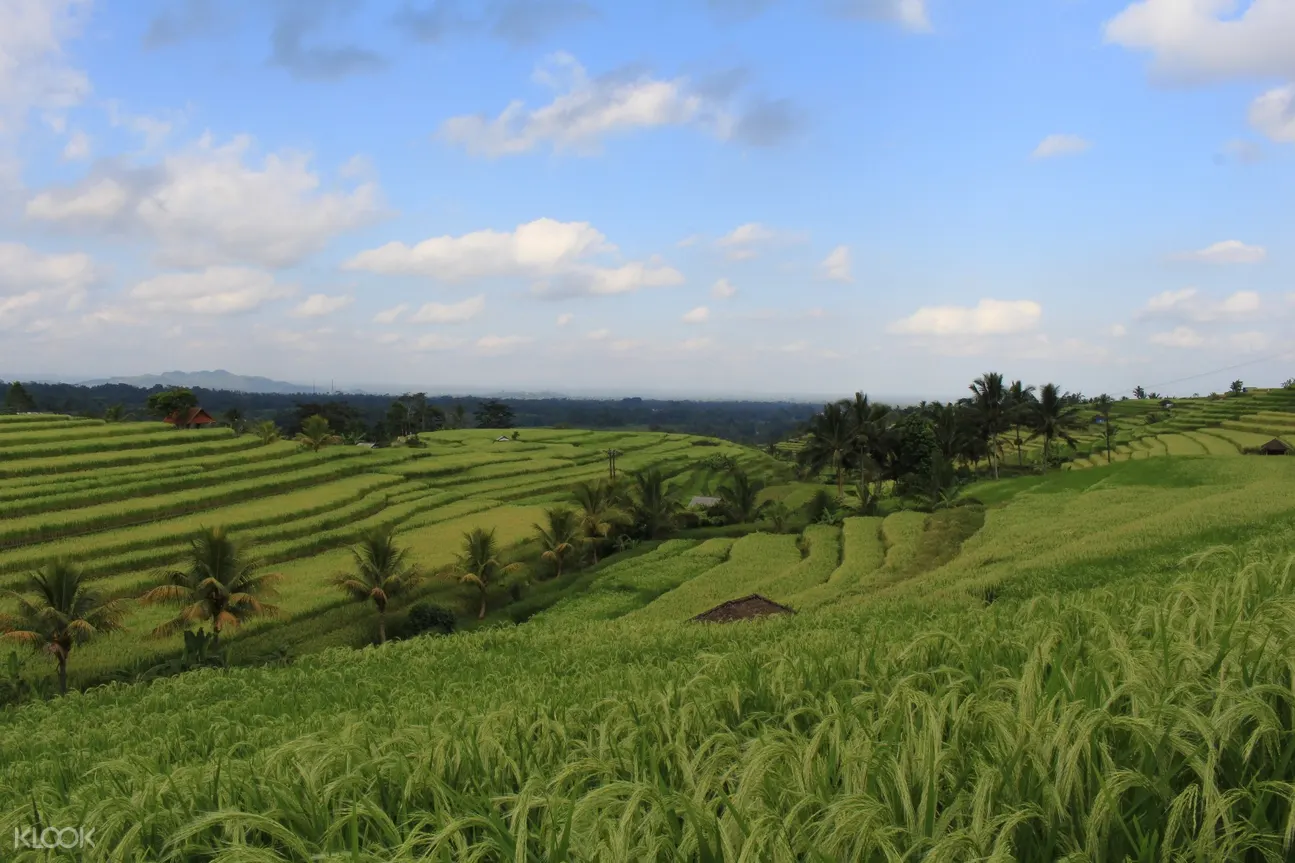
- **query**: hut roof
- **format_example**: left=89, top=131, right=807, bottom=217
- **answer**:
left=1260, top=438, right=1291, bottom=454
left=163, top=407, right=215, bottom=426
left=691, top=594, right=796, bottom=623
left=689, top=495, right=722, bottom=508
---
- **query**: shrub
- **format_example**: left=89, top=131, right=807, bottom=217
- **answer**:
left=404, top=602, right=456, bottom=637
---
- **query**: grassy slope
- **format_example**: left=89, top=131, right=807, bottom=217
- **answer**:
left=5, top=455, right=1295, bottom=859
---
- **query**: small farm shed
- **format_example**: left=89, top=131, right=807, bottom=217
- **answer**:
left=1093, top=415, right=1106, bottom=425
left=1160, top=400, right=1175, bottom=409
left=691, top=594, right=796, bottom=623
left=493, top=435, right=511, bottom=442
left=164, top=407, right=215, bottom=429
left=1259, top=439, right=1291, bottom=456
left=689, top=495, right=722, bottom=509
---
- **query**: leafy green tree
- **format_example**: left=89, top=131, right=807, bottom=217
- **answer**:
left=798, top=401, right=853, bottom=499
left=1230, top=379, right=1244, bottom=396
left=571, top=481, right=625, bottom=565
left=1093, top=394, right=1118, bottom=464
left=4, top=381, right=36, bottom=413
left=0, top=560, right=127, bottom=694
left=968, top=372, right=1007, bottom=479
left=1133, top=385, right=1147, bottom=400
left=295, top=414, right=341, bottom=452
left=222, top=407, right=245, bottom=435
left=844, top=392, right=894, bottom=502
left=386, top=400, right=411, bottom=438
left=140, top=527, right=281, bottom=647
left=629, top=468, right=682, bottom=539
left=103, top=403, right=128, bottom=423
left=254, top=420, right=281, bottom=445
left=146, top=387, right=197, bottom=420
left=1005, top=380, right=1037, bottom=466
left=443, top=528, right=523, bottom=619
left=533, top=507, right=582, bottom=578
left=333, top=527, right=420, bottom=644
left=447, top=403, right=468, bottom=429
left=716, top=467, right=770, bottom=524
left=1030, top=383, right=1084, bottom=469
left=475, top=399, right=515, bottom=429
left=890, top=412, right=938, bottom=496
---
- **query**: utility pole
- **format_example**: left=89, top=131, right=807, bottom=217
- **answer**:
left=605, top=448, right=622, bottom=481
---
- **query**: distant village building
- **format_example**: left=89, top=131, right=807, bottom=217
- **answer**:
left=1093, top=415, right=1106, bottom=425
left=163, top=407, right=215, bottom=429
left=689, top=495, right=722, bottom=509
left=691, top=594, right=796, bottom=623
left=1259, top=439, right=1291, bottom=456
left=1160, top=400, right=1175, bottom=410
left=494, top=435, right=512, bottom=443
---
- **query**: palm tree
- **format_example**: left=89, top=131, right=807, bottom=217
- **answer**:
left=0, top=560, right=126, bottom=694
left=295, top=414, right=342, bottom=452
left=969, top=372, right=1007, bottom=479
left=333, top=527, right=419, bottom=644
left=765, top=501, right=792, bottom=533
left=629, top=468, right=682, bottom=539
left=1005, top=380, right=1037, bottom=467
left=222, top=407, right=245, bottom=435
left=716, top=467, right=770, bottom=523
left=442, top=528, right=522, bottom=619
left=845, top=393, right=894, bottom=495
left=103, top=403, right=128, bottom=423
left=798, top=401, right=853, bottom=498
left=1030, top=383, right=1084, bottom=470
left=533, top=507, right=582, bottom=578
left=254, top=420, right=281, bottom=445
left=571, top=481, right=624, bottom=564
left=140, top=527, right=281, bottom=646
left=1093, top=393, right=1117, bottom=464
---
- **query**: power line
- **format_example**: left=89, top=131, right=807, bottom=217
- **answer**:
left=1102, top=347, right=1295, bottom=398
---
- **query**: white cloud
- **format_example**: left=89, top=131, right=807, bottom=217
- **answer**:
left=0, top=0, right=91, bottom=134
left=678, top=336, right=713, bottom=351
left=556, top=312, right=573, bottom=326
left=716, top=222, right=778, bottom=260
left=373, top=303, right=407, bottom=324
left=475, top=334, right=531, bottom=355
left=677, top=234, right=702, bottom=248
left=1109, top=323, right=1128, bottom=337
left=438, top=52, right=791, bottom=156
left=681, top=306, right=709, bottom=323
left=129, top=267, right=297, bottom=315
left=586, top=328, right=610, bottom=340
left=1173, top=240, right=1267, bottom=264
left=61, top=128, right=89, bottom=160
left=711, top=278, right=737, bottom=299
left=778, top=340, right=810, bottom=353
left=1104, top=0, right=1295, bottom=82
left=0, top=291, right=41, bottom=323
left=0, top=242, right=96, bottom=295
left=827, top=0, right=931, bottom=31
left=1138, top=287, right=1261, bottom=323
left=291, top=293, right=353, bottom=317
left=887, top=299, right=1042, bottom=336
left=820, top=245, right=852, bottom=282
left=1228, top=331, right=1270, bottom=353
left=1031, top=134, right=1092, bottom=159
left=104, top=100, right=179, bottom=150
left=410, top=294, right=485, bottom=324
left=26, top=134, right=381, bottom=268
left=1249, top=85, right=1295, bottom=144
left=348, top=217, right=683, bottom=298
left=1149, top=326, right=1204, bottom=348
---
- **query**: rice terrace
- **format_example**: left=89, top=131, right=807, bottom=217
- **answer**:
left=2, top=375, right=1295, bottom=861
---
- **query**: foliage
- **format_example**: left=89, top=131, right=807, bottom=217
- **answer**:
left=4, top=382, right=36, bottom=413
left=629, top=467, right=682, bottom=539
left=571, top=481, right=625, bottom=565
left=145, top=387, right=197, bottom=420
left=403, top=601, right=456, bottom=637
left=140, top=526, right=282, bottom=645
left=333, top=527, right=420, bottom=644
left=715, top=467, right=770, bottom=524
left=295, top=414, right=342, bottom=452
left=797, top=401, right=853, bottom=498
left=1029, top=383, right=1084, bottom=468
left=474, top=399, right=516, bottom=429
left=1231, top=379, right=1245, bottom=395
left=533, top=506, right=582, bottom=578
left=254, top=420, right=281, bottom=445
left=441, top=527, right=524, bottom=619
left=0, top=560, right=125, bottom=693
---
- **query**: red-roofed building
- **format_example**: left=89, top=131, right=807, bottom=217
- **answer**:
left=164, top=407, right=216, bottom=429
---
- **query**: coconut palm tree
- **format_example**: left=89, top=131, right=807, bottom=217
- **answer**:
left=295, top=414, right=342, bottom=453
left=140, top=526, right=281, bottom=646
left=1005, top=380, right=1038, bottom=467
left=1093, top=393, right=1118, bottom=464
left=716, top=467, right=770, bottom=524
left=629, top=468, right=682, bottom=539
left=571, top=481, right=624, bottom=564
left=798, top=401, right=854, bottom=499
left=333, top=527, right=420, bottom=644
left=1030, top=383, right=1084, bottom=470
left=442, top=528, right=523, bottom=619
left=254, top=420, right=281, bottom=445
left=533, top=507, right=582, bottom=578
left=969, top=372, right=1007, bottom=479
left=0, top=560, right=126, bottom=694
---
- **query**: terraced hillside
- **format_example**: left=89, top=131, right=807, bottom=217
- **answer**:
left=0, top=414, right=792, bottom=683
left=5, top=450, right=1295, bottom=860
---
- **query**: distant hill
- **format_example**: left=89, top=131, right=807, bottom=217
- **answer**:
left=77, top=370, right=312, bottom=394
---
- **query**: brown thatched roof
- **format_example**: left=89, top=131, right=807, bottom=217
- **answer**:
left=1260, top=438, right=1291, bottom=454
left=690, top=594, right=796, bottom=623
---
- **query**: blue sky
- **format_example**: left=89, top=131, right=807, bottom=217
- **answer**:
left=0, top=0, right=1292, bottom=399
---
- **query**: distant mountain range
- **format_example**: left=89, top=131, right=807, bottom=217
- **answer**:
left=77, top=370, right=314, bottom=394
